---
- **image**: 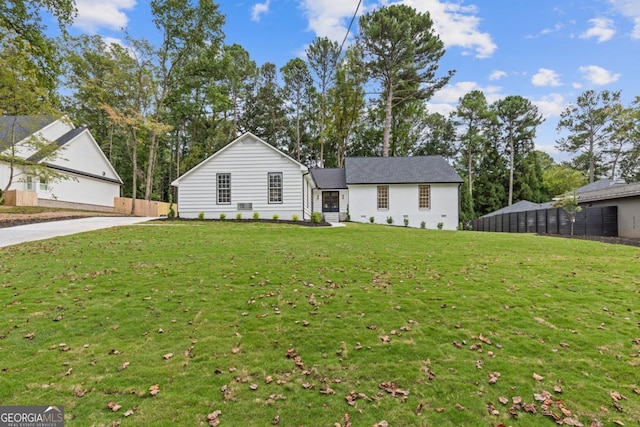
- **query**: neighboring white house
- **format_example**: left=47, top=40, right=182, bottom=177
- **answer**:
left=0, top=115, right=123, bottom=208
left=171, top=132, right=315, bottom=220
left=172, top=132, right=463, bottom=229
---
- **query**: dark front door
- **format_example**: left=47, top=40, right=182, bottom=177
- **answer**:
left=322, top=191, right=339, bottom=212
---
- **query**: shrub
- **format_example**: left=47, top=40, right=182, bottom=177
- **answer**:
left=420, top=221, right=426, bottom=229
left=219, top=213, right=226, bottom=220
left=236, top=213, right=242, bottom=220
left=311, top=211, right=322, bottom=224
left=253, top=212, right=260, bottom=220
left=198, top=211, right=205, bottom=220
left=273, top=214, right=279, bottom=220
left=168, top=203, right=176, bottom=219
left=292, top=214, right=299, bottom=222
left=403, top=218, right=409, bottom=227
left=386, top=216, right=393, bottom=225
left=369, top=216, right=375, bottom=223
left=437, top=222, right=444, bottom=230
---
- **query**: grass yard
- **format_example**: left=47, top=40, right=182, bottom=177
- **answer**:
left=0, top=221, right=639, bottom=426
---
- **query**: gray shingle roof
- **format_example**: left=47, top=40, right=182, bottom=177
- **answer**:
left=0, top=115, right=56, bottom=150
left=344, top=156, right=462, bottom=184
left=309, top=168, right=346, bottom=189
left=576, top=178, right=626, bottom=194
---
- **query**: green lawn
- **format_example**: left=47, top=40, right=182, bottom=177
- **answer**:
left=1, top=221, right=639, bottom=426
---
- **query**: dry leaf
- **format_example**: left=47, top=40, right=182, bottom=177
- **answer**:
left=24, top=333, right=36, bottom=340
left=107, top=401, right=122, bottom=412
left=149, top=384, right=160, bottom=396
left=498, top=396, right=509, bottom=405
left=231, top=347, right=240, bottom=354
left=271, top=414, right=280, bottom=425
left=162, top=353, right=173, bottom=360
left=250, top=383, right=258, bottom=390
left=118, top=362, right=129, bottom=371
left=554, top=385, right=563, bottom=393
left=532, top=372, right=544, bottom=381
left=380, top=335, right=390, bottom=343
left=610, top=391, right=627, bottom=401
left=124, top=409, right=134, bottom=417
left=373, top=421, right=388, bottom=427
left=207, top=410, right=221, bottom=427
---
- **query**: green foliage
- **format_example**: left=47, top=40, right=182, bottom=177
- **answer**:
left=219, top=213, right=226, bottom=220
left=403, top=217, right=409, bottom=227
left=253, top=211, right=259, bottom=220
left=311, top=211, right=322, bottom=223
left=369, top=216, right=375, bottom=223
left=198, top=211, right=205, bottom=220
left=386, top=216, right=393, bottom=225
left=543, top=165, right=587, bottom=199
left=553, top=190, right=583, bottom=236
left=168, top=203, right=176, bottom=219
left=292, top=214, right=299, bottom=222
left=236, top=213, right=242, bottom=220
left=420, top=221, right=426, bottom=229
left=437, top=222, right=444, bottom=230
left=272, top=213, right=279, bottom=220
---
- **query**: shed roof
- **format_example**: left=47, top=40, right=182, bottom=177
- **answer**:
left=309, top=168, right=346, bottom=189
left=344, top=156, right=462, bottom=185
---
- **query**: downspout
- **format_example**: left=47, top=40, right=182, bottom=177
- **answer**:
left=302, top=171, right=311, bottom=221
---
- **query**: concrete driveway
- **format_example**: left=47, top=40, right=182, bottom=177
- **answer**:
left=0, top=217, right=155, bottom=248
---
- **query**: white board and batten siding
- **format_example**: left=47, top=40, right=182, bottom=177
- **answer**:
left=348, top=183, right=460, bottom=230
left=174, top=133, right=311, bottom=220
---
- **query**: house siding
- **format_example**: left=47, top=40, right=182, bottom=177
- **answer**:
left=348, top=183, right=459, bottom=230
left=176, top=136, right=307, bottom=220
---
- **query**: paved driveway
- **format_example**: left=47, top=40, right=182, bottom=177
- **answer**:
left=0, top=217, right=155, bottom=248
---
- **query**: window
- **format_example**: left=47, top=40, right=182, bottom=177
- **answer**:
left=39, top=177, right=48, bottom=191
left=268, top=172, right=283, bottom=203
left=377, top=186, right=389, bottom=210
left=217, top=173, right=231, bottom=204
left=419, top=185, right=430, bottom=209
left=26, top=176, right=35, bottom=191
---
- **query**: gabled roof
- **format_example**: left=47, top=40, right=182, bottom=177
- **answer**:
left=0, top=115, right=57, bottom=150
left=309, top=168, right=346, bottom=189
left=345, top=156, right=463, bottom=185
left=172, top=132, right=308, bottom=186
left=27, top=126, right=86, bottom=162
left=482, top=200, right=554, bottom=217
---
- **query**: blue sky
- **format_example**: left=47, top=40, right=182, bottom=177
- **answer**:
left=60, top=0, right=640, bottom=162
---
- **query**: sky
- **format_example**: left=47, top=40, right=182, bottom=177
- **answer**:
left=55, top=0, right=640, bottom=162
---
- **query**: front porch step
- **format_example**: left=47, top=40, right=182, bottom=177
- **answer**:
left=323, top=212, right=340, bottom=223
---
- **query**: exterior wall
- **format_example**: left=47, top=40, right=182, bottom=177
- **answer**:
left=12, top=119, right=73, bottom=159
left=303, top=176, right=314, bottom=220
left=347, top=183, right=460, bottom=230
left=584, top=198, right=640, bottom=238
left=176, top=136, right=307, bottom=220
left=312, top=188, right=349, bottom=220
left=39, top=172, right=120, bottom=207
left=50, top=131, right=121, bottom=181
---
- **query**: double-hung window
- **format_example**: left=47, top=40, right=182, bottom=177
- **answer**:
left=377, top=185, right=389, bottom=210
left=268, top=172, right=283, bottom=204
left=419, top=185, right=430, bottom=209
left=217, top=173, right=231, bottom=204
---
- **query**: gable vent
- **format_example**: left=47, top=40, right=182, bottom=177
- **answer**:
left=237, top=203, right=253, bottom=211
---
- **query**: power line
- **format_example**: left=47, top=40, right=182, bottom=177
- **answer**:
left=339, top=0, right=362, bottom=53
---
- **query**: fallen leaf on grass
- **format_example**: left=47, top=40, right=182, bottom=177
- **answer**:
left=612, top=421, right=624, bottom=426
left=486, top=402, right=499, bottom=415
left=107, top=401, right=122, bottom=412
left=414, top=402, right=428, bottom=415
left=109, top=349, right=122, bottom=355
left=124, top=409, right=134, bottom=417
left=118, top=362, right=129, bottom=371
left=379, top=381, right=409, bottom=397
left=320, top=385, right=335, bottom=394
left=488, top=371, right=500, bottom=384
left=380, top=335, right=390, bottom=343
left=265, top=375, right=273, bottom=384
left=373, top=421, right=388, bottom=427
left=24, top=333, right=35, bottom=340
left=498, top=396, right=509, bottom=405
left=345, top=391, right=368, bottom=406
left=532, top=372, right=544, bottom=381
left=455, top=404, right=465, bottom=411
left=149, top=384, right=160, bottom=396
left=554, top=385, right=563, bottom=393
left=206, top=410, right=221, bottom=427
left=271, top=414, right=280, bottom=425
left=231, top=347, right=240, bottom=354
left=163, top=353, right=173, bottom=360
left=610, top=391, right=627, bottom=401
left=250, top=383, right=258, bottom=390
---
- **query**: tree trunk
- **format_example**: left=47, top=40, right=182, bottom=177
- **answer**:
left=144, top=129, right=158, bottom=200
left=130, top=130, right=138, bottom=216
left=508, top=132, right=514, bottom=206
left=382, top=83, right=393, bottom=157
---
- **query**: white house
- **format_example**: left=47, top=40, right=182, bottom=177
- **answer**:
left=171, top=132, right=315, bottom=220
left=172, top=132, right=463, bottom=229
left=0, top=115, right=123, bottom=208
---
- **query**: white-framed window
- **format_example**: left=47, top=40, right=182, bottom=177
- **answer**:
left=217, top=173, right=231, bottom=204
left=26, top=176, right=35, bottom=191
left=39, top=177, right=48, bottom=191
left=268, top=172, right=283, bottom=204
left=419, top=185, right=430, bottom=209
left=377, top=185, right=389, bottom=210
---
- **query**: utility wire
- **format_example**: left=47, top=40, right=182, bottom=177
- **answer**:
left=339, top=0, right=362, bottom=53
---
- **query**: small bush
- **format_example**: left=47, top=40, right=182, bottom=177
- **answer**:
left=253, top=212, right=260, bottom=220
left=369, top=216, right=374, bottom=223
left=311, top=211, right=322, bottom=224
left=437, top=222, right=444, bottom=230
left=273, top=214, right=279, bottom=220
left=198, top=211, right=205, bottom=220
left=236, top=213, right=242, bottom=220
left=168, top=203, right=176, bottom=219
left=292, top=214, right=299, bottom=221
left=219, top=213, right=226, bottom=220
left=386, top=216, right=393, bottom=225
left=420, top=221, right=426, bottom=229
left=403, top=218, right=409, bottom=227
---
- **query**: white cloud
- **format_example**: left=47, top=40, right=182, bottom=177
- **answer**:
left=251, top=0, right=271, bottom=22
left=532, top=93, right=566, bottom=119
left=580, top=18, right=615, bottom=42
left=531, top=68, right=562, bottom=87
left=489, top=70, right=507, bottom=81
left=73, top=0, right=136, bottom=32
left=609, top=0, right=640, bottom=38
left=578, top=65, right=620, bottom=85
left=300, top=0, right=497, bottom=58
left=427, top=81, right=503, bottom=114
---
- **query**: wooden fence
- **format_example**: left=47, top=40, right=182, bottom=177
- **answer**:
left=3, top=190, right=38, bottom=206
left=472, top=206, right=618, bottom=237
left=114, top=197, right=175, bottom=217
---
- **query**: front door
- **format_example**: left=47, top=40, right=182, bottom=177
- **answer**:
left=322, top=191, right=339, bottom=212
